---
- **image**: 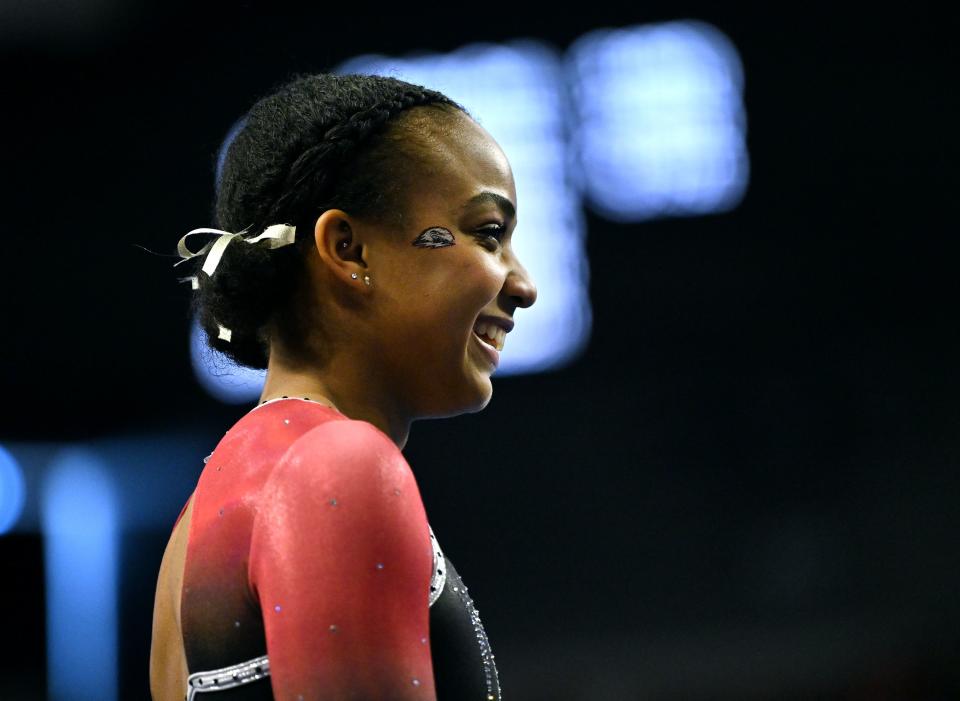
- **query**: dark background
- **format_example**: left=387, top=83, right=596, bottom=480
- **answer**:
left=1, top=2, right=957, bottom=699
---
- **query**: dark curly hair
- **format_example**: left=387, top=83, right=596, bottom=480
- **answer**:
left=181, top=72, right=469, bottom=370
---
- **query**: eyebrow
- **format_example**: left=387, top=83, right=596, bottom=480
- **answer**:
left=461, top=191, right=516, bottom=221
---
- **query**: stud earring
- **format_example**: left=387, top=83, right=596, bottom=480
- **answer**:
left=363, top=275, right=371, bottom=286
left=351, top=273, right=358, bottom=279
left=340, top=241, right=348, bottom=249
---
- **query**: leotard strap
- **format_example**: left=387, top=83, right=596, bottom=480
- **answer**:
left=185, top=655, right=269, bottom=700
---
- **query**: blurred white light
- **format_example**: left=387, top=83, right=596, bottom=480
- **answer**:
left=337, top=40, right=592, bottom=375
left=190, top=316, right=266, bottom=404
left=42, top=449, right=117, bottom=701
left=0, top=444, right=25, bottom=534
left=566, top=20, right=749, bottom=221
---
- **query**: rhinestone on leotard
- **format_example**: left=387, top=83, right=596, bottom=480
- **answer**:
left=182, top=521, right=491, bottom=699
left=453, top=584, right=501, bottom=700
left=427, top=526, right=446, bottom=607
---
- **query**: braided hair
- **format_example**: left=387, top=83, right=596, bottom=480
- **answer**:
left=185, top=72, right=469, bottom=370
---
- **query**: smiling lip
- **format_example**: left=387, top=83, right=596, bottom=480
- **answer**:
left=472, top=330, right=500, bottom=368
left=475, top=314, right=514, bottom=333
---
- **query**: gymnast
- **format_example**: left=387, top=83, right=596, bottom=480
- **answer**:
left=149, top=72, right=537, bottom=700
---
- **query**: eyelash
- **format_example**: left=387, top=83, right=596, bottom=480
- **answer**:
left=476, top=223, right=507, bottom=245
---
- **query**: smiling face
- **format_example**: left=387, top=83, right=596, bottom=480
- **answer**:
left=356, top=109, right=538, bottom=419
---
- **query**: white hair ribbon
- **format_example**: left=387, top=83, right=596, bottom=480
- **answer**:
left=173, top=223, right=298, bottom=279
left=173, top=223, right=297, bottom=342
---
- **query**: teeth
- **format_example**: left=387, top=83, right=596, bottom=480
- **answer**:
left=473, top=321, right=506, bottom=352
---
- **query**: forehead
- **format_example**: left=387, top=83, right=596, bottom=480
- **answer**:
left=406, top=110, right=516, bottom=216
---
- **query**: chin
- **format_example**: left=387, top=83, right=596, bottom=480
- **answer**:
left=473, top=368, right=497, bottom=409
left=465, top=384, right=494, bottom=414
left=429, top=373, right=493, bottom=418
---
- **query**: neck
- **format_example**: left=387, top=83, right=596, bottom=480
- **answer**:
left=259, top=343, right=412, bottom=451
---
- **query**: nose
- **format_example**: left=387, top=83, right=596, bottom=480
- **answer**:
left=505, top=260, right=537, bottom=310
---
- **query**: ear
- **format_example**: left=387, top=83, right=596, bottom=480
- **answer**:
left=312, top=209, right=368, bottom=287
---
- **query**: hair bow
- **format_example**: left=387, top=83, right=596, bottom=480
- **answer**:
left=173, top=223, right=298, bottom=285
left=173, top=223, right=297, bottom=342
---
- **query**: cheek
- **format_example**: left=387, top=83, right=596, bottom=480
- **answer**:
left=390, top=247, right=502, bottom=328
left=446, top=257, right=502, bottom=312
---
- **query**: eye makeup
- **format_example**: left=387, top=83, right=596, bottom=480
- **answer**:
left=412, top=227, right=456, bottom=248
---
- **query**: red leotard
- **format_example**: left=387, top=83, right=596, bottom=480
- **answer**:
left=178, top=398, right=437, bottom=700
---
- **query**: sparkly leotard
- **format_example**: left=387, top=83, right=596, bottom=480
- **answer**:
left=173, top=397, right=500, bottom=700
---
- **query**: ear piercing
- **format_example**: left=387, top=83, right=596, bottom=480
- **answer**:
left=344, top=242, right=370, bottom=285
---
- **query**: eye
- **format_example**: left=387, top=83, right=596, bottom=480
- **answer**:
left=475, top=223, right=507, bottom=246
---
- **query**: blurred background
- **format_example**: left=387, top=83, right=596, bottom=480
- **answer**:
left=1, top=2, right=958, bottom=699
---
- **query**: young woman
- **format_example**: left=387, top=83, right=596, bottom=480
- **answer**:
left=149, top=72, right=537, bottom=701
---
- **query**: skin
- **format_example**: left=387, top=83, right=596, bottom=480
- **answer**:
left=259, top=108, right=537, bottom=450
